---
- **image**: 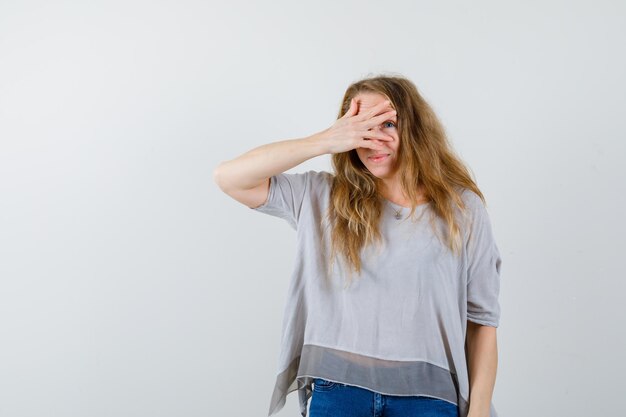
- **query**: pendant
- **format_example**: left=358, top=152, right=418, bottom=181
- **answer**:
left=394, top=211, right=403, bottom=220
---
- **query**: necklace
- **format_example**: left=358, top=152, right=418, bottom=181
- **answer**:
left=385, top=200, right=404, bottom=220
left=385, top=194, right=430, bottom=220
left=382, top=196, right=417, bottom=220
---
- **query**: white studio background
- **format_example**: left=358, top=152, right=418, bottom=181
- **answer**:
left=1, top=1, right=624, bottom=416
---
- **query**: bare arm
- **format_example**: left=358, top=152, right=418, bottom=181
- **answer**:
left=465, top=321, right=498, bottom=417
left=213, top=98, right=396, bottom=208
left=212, top=133, right=332, bottom=209
left=213, top=133, right=329, bottom=192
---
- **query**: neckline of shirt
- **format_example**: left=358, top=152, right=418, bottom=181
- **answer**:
left=383, top=198, right=431, bottom=210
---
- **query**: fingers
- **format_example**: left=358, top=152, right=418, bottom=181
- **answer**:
left=362, top=130, right=394, bottom=141
left=362, top=109, right=397, bottom=130
left=360, top=138, right=387, bottom=151
left=356, top=99, right=393, bottom=121
left=342, top=98, right=359, bottom=119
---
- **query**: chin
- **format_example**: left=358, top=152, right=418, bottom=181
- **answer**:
left=366, top=167, right=391, bottom=177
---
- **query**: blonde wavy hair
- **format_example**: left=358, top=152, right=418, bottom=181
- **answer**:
left=323, top=74, right=487, bottom=288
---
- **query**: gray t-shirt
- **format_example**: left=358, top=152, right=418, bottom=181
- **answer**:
left=251, top=170, right=502, bottom=417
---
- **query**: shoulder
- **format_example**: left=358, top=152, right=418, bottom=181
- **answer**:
left=273, top=169, right=332, bottom=190
left=275, top=170, right=333, bottom=203
left=456, top=188, right=491, bottom=232
left=310, top=169, right=333, bottom=181
left=301, top=169, right=334, bottom=189
left=457, top=187, right=489, bottom=216
left=459, top=187, right=483, bottom=207
left=283, top=169, right=332, bottom=179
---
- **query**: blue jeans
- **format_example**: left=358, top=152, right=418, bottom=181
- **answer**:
left=310, top=378, right=459, bottom=417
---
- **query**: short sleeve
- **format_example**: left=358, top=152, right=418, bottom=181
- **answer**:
left=464, top=191, right=502, bottom=328
left=249, top=170, right=313, bottom=230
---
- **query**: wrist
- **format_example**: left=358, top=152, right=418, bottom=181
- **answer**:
left=467, top=397, right=491, bottom=417
left=304, top=130, right=331, bottom=155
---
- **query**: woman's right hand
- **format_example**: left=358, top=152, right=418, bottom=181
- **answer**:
left=318, top=98, right=397, bottom=155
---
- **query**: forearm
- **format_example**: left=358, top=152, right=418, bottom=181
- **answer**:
left=465, top=321, right=498, bottom=417
left=213, top=132, right=330, bottom=191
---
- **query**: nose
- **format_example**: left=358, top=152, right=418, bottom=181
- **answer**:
left=370, top=132, right=389, bottom=143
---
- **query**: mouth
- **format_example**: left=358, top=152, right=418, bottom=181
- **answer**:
left=368, top=154, right=390, bottom=162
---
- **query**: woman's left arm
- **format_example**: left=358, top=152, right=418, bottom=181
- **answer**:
left=466, top=321, right=498, bottom=417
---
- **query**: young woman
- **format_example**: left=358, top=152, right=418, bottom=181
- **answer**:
left=214, top=75, right=502, bottom=417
